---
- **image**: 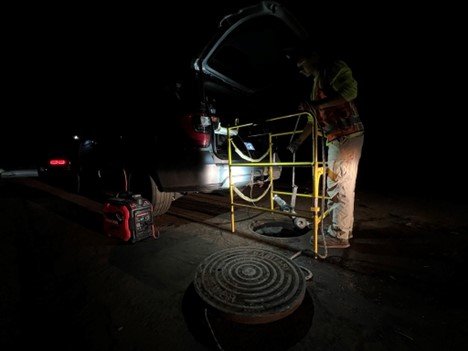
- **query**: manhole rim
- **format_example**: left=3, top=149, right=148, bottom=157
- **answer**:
left=249, top=220, right=311, bottom=238
left=194, top=246, right=306, bottom=324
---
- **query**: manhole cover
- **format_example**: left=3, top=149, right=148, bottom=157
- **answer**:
left=194, top=247, right=306, bottom=324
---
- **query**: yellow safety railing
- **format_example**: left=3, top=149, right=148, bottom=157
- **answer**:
left=227, top=112, right=329, bottom=256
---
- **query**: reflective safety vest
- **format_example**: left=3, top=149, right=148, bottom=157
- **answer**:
left=314, top=78, right=364, bottom=142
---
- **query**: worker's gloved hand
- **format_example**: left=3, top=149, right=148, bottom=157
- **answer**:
left=287, top=140, right=301, bottom=154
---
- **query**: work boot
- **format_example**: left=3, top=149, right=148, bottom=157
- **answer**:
left=317, top=233, right=350, bottom=249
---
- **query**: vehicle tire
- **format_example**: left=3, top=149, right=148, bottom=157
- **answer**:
left=128, top=173, right=173, bottom=216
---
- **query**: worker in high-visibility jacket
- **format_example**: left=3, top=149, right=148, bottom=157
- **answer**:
left=288, top=46, right=364, bottom=249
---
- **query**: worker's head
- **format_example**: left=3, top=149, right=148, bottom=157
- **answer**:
left=296, top=50, right=320, bottom=77
left=286, top=42, right=322, bottom=77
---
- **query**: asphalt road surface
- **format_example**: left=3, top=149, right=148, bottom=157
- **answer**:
left=1, top=178, right=467, bottom=350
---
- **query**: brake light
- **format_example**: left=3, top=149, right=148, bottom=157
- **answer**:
left=194, top=115, right=211, bottom=132
left=181, top=114, right=212, bottom=148
left=49, top=159, right=69, bottom=166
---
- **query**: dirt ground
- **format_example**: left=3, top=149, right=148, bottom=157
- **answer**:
left=1, top=179, right=467, bottom=350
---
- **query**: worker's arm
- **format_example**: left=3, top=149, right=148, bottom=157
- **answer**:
left=312, top=60, right=358, bottom=109
left=295, top=121, right=313, bottom=144
left=287, top=120, right=313, bottom=153
left=328, top=61, right=358, bottom=100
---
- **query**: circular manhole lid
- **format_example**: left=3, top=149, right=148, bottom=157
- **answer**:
left=194, top=247, right=306, bottom=324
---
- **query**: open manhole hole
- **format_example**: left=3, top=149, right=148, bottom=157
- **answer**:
left=249, top=219, right=309, bottom=238
left=194, top=247, right=306, bottom=324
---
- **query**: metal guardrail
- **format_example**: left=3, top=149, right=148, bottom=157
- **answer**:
left=227, top=112, right=329, bottom=256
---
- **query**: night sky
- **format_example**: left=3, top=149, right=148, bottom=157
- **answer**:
left=2, top=0, right=463, bottom=200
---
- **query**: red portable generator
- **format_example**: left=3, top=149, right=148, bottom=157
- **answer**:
left=103, top=193, right=156, bottom=243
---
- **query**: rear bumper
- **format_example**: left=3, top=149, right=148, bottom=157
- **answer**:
left=155, top=149, right=281, bottom=193
left=157, top=163, right=263, bottom=192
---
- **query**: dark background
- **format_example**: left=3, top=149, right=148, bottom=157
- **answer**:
left=1, top=0, right=463, bottom=200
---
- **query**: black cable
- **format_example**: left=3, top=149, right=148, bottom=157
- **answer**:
left=204, top=308, right=224, bottom=351
left=211, top=211, right=264, bottom=225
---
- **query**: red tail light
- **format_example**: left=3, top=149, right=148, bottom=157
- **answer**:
left=181, top=114, right=212, bottom=148
left=49, top=159, right=69, bottom=166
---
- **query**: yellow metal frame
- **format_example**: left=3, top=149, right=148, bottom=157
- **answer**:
left=227, top=112, right=328, bottom=256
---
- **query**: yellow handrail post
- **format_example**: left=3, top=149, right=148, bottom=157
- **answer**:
left=269, top=132, right=274, bottom=211
left=228, top=128, right=235, bottom=233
